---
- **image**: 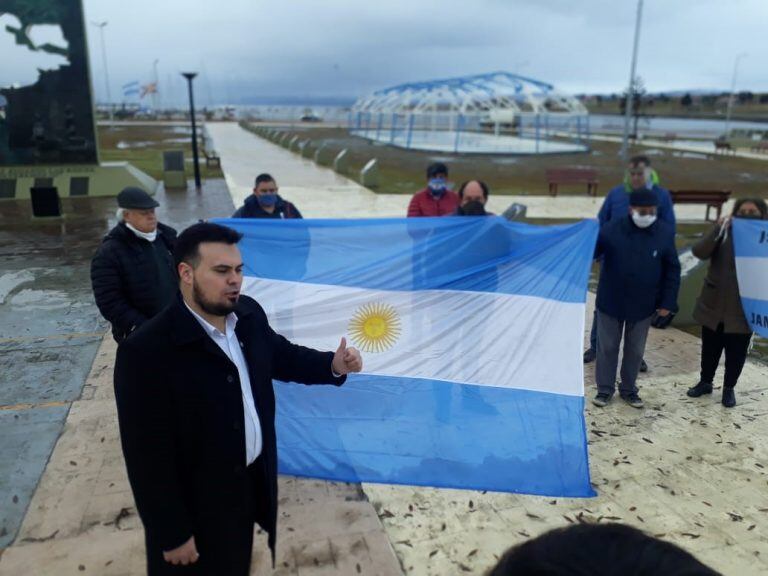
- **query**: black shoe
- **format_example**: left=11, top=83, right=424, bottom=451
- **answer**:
left=686, top=381, right=713, bottom=398
left=639, top=359, right=648, bottom=373
left=592, top=393, right=612, bottom=407
left=722, top=387, right=736, bottom=408
left=583, top=348, right=596, bottom=364
left=621, top=393, right=645, bottom=409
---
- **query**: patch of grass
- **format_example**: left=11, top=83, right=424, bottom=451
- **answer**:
left=97, top=125, right=223, bottom=181
left=254, top=125, right=768, bottom=199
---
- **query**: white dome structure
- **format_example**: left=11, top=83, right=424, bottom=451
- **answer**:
left=350, top=71, right=590, bottom=155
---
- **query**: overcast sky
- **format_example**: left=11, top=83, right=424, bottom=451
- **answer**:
left=11, top=0, right=768, bottom=106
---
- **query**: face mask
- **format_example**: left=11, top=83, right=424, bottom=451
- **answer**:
left=258, top=193, right=277, bottom=207
left=631, top=212, right=657, bottom=229
left=125, top=222, right=157, bottom=242
left=428, top=178, right=447, bottom=197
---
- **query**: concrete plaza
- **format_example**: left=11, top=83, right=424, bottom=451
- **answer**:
left=0, top=123, right=766, bottom=575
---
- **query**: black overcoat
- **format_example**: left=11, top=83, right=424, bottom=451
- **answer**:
left=114, top=294, right=345, bottom=572
left=91, top=222, right=177, bottom=342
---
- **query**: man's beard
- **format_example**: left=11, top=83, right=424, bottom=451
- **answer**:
left=192, top=280, right=238, bottom=316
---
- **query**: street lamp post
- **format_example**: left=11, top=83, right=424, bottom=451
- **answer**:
left=620, top=0, right=644, bottom=163
left=182, top=72, right=202, bottom=191
left=724, top=53, right=747, bottom=138
left=91, top=21, right=113, bottom=125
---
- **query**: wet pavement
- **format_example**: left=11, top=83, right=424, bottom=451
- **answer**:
left=0, top=180, right=234, bottom=549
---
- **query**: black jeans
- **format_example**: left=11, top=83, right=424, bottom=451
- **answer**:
left=700, top=323, right=752, bottom=389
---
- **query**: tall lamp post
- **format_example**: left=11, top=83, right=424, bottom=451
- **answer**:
left=91, top=20, right=113, bottom=125
left=620, top=0, right=644, bottom=162
left=182, top=72, right=202, bottom=191
left=724, top=53, right=747, bottom=138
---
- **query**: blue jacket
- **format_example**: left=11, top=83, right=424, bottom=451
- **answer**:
left=232, top=195, right=303, bottom=219
left=598, top=184, right=676, bottom=229
left=595, top=216, right=681, bottom=322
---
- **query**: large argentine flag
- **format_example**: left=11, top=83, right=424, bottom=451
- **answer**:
left=733, top=218, right=768, bottom=337
left=219, top=216, right=598, bottom=497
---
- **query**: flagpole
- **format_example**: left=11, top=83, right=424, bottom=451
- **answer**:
left=620, top=0, right=644, bottom=163
left=152, top=59, right=160, bottom=114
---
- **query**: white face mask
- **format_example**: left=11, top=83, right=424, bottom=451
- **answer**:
left=126, top=222, right=158, bottom=242
left=631, top=212, right=657, bottom=229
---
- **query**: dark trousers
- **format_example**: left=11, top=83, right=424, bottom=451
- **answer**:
left=700, top=323, right=752, bottom=389
left=596, top=311, right=652, bottom=396
left=146, top=464, right=260, bottom=576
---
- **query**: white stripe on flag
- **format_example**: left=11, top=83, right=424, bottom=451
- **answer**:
left=243, top=277, right=585, bottom=397
left=735, top=257, right=768, bottom=300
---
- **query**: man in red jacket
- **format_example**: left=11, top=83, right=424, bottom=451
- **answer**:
left=407, top=162, right=460, bottom=217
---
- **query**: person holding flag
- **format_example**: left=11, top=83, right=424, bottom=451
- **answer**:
left=688, top=197, right=768, bottom=407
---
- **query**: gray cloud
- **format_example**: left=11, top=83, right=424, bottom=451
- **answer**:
left=77, top=0, right=768, bottom=105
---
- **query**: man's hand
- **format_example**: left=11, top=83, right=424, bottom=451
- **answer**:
left=163, top=536, right=199, bottom=566
left=332, top=337, right=363, bottom=375
left=657, top=308, right=671, bottom=317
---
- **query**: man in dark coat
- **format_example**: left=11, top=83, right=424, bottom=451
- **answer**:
left=232, top=173, right=303, bottom=219
left=91, top=187, right=177, bottom=342
left=584, top=155, right=676, bottom=367
left=114, top=222, right=362, bottom=575
left=592, top=189, right=681, bottom=409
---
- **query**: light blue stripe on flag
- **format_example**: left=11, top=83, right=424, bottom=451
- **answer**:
left=733, top=219, right=768, bottom=337
left=218, top=217, right=598, bottom=497
left=230, top=217, right=596, bottom=302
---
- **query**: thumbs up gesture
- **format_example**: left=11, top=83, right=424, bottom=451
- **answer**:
left=331, top=337, right=363, bottom=376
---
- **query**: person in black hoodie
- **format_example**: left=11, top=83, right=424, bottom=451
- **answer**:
left=90, top=187, right=178, bottom=342
left=232, top=173, right=303, bottom=219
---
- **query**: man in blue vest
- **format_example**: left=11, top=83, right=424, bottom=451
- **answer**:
left=592, top=189, right=680, bottom=408
left=584, top=156, right=676, bottom=370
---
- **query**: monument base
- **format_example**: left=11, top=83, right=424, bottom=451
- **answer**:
left=0, top=162, right=157, bottom=201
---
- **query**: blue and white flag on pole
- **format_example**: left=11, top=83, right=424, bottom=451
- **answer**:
left=733, top=218, right=768, bottom=337
left=220, top=216, right=598, bottom=497
left=122, top=81, right=140, bottom=98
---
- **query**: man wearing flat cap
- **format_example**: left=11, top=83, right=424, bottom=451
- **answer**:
left=592, top=189, right=681, bottom=409
left=91, top=187, right=178, bottom=342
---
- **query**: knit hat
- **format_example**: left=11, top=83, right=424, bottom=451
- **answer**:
left=628, top=189, right=658, bottom=207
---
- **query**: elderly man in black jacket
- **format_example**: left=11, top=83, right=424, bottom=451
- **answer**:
left=91, top=187, right=177, bottom=342
left=114, top=222, right=363, bottom=575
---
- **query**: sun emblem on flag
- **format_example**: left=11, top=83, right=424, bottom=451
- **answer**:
left=348, top=302, right=402, bottom=353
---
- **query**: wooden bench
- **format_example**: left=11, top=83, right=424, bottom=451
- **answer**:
left=714, top=140, right=734, bottom=155
left=670, top=189, right=731, bottom=222
left=545, top=168, right=599, bottom=197
left=203, top=148, right=221, bottom=168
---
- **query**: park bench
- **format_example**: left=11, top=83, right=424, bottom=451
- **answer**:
left=750, top=141, right=768, bottom=154
left=545, top=168, right=599, bottom=197
left=203, top=148, right=221, bottom=168
left=660, top=132, right=677, bottom=142
left=670, top=189, right=731, bottom=222
left=714, top=140, right=734, bottom=155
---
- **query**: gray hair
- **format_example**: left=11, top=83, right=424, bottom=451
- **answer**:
left=116, top=207, right=126, bottom=222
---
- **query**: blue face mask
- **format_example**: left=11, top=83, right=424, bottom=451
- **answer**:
left=258, top=193, right=277, bottom=207
left=428, top=178, right=447, bottom=197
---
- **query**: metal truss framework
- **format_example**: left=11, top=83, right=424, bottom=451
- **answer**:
left=352, top=71, right=588, bottom=116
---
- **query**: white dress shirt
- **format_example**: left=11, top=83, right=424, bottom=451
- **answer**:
left=185, top=302, right=262, bottom=465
